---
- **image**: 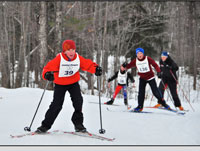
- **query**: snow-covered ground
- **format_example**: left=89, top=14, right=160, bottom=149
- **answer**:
left=0, top=86, right=199, bottom=147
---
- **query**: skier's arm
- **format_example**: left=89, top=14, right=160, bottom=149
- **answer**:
left=79, top=55, right=98, bottom=74
left=108, top=71, right=119, bottom=82
left=42, top=55, right=60, bottom=80
left=168, top=56, right=178, bottom=71
left=126, top=59, right=136, bottom=70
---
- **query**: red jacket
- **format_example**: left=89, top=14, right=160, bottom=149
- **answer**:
left=126, top=56, right=160, bottom=80
left=42, top=52, right=98, bottom=85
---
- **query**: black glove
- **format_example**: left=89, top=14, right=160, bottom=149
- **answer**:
left=122, top=62, right=127, bottom=68
left=157, top=72, right=163, bottom=79
left=95, top=66, right=102, bottom=76
left=44, top=72, right=54, bottom=81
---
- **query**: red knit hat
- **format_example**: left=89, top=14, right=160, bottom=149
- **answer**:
left=62, top=40, right=76, bottom=52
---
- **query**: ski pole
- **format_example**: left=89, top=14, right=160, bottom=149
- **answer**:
left=24, top=80, right=50, bottom=132
left=169, top=70, right=195, bottom=112
left=97, top=76, right=106, bottom=134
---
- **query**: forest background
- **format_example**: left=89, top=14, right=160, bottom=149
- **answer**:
left=0, top=1, right=199, bottom=96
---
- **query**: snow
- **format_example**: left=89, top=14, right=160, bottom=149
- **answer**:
left=0, top=86, right=200, bottom=148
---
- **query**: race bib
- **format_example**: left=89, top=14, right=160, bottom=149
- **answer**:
left=117, top=70, right=127, bottom=85
left=136, top=57, right=150, bottom=73
left=58, top=53, right=80, bottom=77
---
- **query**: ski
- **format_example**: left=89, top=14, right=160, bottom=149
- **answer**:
left=145, top=106, right=186, bottom=115
left=10, top=130, right=59, bottom=138
left=62, top=131, right=115, bottom=141
left=128, top=109, right=153, bottom=114
left=106, top=107, right=153, bottom=114
left=89, top=101, right=121, bottom=106
left=89, top=101, right=132, bottom=110
left=10, top=130, right=115, bottom=141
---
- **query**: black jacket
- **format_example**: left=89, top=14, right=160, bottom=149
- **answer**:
left=159, top=56, right=178, bottom=81
left=108, top=70, right=135, bottom=86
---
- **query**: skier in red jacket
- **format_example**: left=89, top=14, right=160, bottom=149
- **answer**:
left=36, top=40, right=102, bottom=133
left=122, top=48, right=170, bottom=112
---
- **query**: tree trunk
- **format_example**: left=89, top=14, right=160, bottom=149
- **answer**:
left=15, top=3, right=29, bottom=88
left=0, top=4, right=11, bottom=88
left=55, top=1, right=62, bottom=54
left=38, top=1, right=48, bottom=88
left=102, top=2, right=108, bottom=93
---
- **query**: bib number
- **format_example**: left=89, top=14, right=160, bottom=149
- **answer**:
left=138, top=66, right=149, bottom=72
left=120, top=79, right=125, bottom=83
left=64, top=70, right=74, bottom=76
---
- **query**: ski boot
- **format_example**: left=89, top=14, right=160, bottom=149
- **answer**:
left=162, top=103, right=171, bottom=110
left=178, top=106, right=184, bottom=111
left=35, top=125, right=49, bottom=134
left=154, top=103, right=161, bottom=108
left=75, top=124, right=87, bottom=133
left=133, top=106, right=143, bottom=112
left=105, top=98, right=114, bottom=105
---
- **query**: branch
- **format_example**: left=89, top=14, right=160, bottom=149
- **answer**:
left=25, top=2, right=77, bottom=58
left=80, top=74, right=98, bottom=90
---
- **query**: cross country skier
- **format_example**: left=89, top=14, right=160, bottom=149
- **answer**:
left=121, top=48, right=170, bottom=112
left=104, top=62, right=135, bottom=106
left=35, top=40, right=102, bottom=133
left=155, top=51, right=184, bottom=111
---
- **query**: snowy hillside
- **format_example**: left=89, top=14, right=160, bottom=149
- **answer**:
left=0, top=86, right=200, bottom=146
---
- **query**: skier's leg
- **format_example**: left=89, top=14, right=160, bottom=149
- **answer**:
left=149, top=79, right=169, bottom=108
left=158, top=80, right=167, bottom=98
left=168, top=81, right=182, bottom=108
left=122, top=86, right=128, bottom=105
left=106, top=85, right=122, bottom=104
left=68, top=82, right=86, bottom=132
left=113, top=85, right=123, bottom=99
left=155, top=80, right=167, bottom=107
left=40, top=84, right=67, bottom=130
left=137, top=78, right=147, bottom=109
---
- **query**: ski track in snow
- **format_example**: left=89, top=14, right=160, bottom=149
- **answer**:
left=0, top=87, right=200, bottom=145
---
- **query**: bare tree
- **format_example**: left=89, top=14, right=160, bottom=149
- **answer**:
left=0, top=2, right=11, bottom=88
left=15, top=2, right=30, bottom=88
left=38, top=1, right=48, bottom=87
left=55, top=2, right=62, bottom=54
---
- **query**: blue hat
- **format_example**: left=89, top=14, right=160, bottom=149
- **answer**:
left=161, top=51, right=168, bottom=57
left=136, top=48, right=144, bottom=55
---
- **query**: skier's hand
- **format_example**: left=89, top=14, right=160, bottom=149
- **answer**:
left=44, top=72, right=54, bottom=81
left=95, top=66, right=102, bottom=76
left=157, top=72, right=162, bottom=79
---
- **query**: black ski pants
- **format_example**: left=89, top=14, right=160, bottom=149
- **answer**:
left=138, top=78, right=167, bottom=108
left=41, top=82, right=83, bottom=129
left=159, top=79, right=181, bottom=107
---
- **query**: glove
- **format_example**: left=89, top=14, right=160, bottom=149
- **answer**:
left=44, top=72, right=54, bottom=81
left=95, top=66, right=102, bottom=76
left=157, top=72, right=163, bottom=79
left=122, top=62, right=127, bottom=68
